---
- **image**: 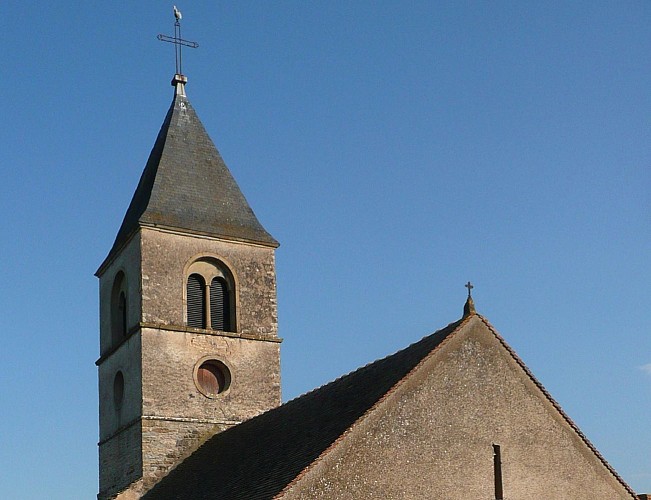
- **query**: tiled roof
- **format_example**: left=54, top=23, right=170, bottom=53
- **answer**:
left=142, top=318, right=465, bottom=500
left=99, top=83, right=277, bottom=272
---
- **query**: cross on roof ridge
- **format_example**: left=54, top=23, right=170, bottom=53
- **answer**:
left=465, top=281, right=474, bottom=298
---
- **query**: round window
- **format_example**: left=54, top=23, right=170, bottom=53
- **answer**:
left=113, top=371, right=125, bottom=409
left=195, top=360, right=231, bottom=397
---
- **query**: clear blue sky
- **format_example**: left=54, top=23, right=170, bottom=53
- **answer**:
left=1, top=2, right=649, bottom=498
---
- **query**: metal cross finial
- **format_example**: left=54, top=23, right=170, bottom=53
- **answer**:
left=465, top=281, right=474, bottom=298
left=157, top=6, right=199, bottom=76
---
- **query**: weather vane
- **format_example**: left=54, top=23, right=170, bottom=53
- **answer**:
left=157, top=5, right=199, bottom=76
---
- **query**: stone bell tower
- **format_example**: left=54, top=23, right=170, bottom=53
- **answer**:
left=95, top=73, right=281, bottom=499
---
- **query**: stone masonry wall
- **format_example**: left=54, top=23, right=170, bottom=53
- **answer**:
left=140, top=227, right=278, bottom=337
left=141, top=326, right=281, bottom=424
left=139, top=419, right=230, bottom=493
left=283, top=317, right=634, bottom=499
left=98, top=232, right=142, bottom=356
left=98, top=232, right=144, bottom=499
left=98, top=422, right=142, bottom=499
left=99, top=226, right=280, bottom=498
left=134, top=227, right=280, bottom=493
left=98, top=333, right=143, bottom=443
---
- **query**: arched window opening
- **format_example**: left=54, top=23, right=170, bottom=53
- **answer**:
left=111, top=272, right=128, bottom=346
left=186, top=258, right=235, bottom=332
left=187, top=273, right=206, bottom=329
left=118, top=292, right=127, bottom=338
left=210, top=277, right=231, bottom=331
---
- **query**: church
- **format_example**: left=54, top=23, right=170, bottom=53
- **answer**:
left=95, top=37, right=647, bottom=500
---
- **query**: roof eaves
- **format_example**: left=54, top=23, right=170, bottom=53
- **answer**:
left=137, top=221, right=279, bottom=248
left=95, top=227, right=139, bottom=277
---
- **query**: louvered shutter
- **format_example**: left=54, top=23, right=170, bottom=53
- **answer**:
left=197, top=363, right=226, bottom=395
left=210, top=277, right=231, bottom=331
left=187, top=274, right=206, bottom=328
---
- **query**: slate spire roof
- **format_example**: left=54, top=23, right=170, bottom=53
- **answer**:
left=99, top=75, right=277, bottom=272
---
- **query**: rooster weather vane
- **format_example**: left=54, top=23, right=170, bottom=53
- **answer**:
left=157, top=5, right=199, bottom=76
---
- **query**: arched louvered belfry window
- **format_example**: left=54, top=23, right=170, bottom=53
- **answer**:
left=186, top=258, right=235, bottom=332
left=210, top=277, right=231, bottom=331
left=111, top=271, right=128, bottom=347
left=187, top=273, right=207, bottom=329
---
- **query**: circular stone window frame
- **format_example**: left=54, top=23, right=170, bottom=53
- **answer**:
left=193, top=356, right=232, bottom=399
